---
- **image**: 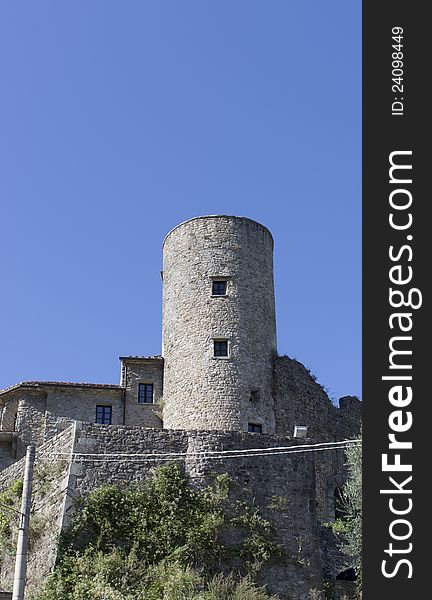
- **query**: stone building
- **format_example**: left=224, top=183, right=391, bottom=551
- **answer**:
left=0, top=216, right=361, bottom=599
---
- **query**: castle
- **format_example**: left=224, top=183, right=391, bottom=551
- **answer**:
left=0, top=216, right=361, bottom=599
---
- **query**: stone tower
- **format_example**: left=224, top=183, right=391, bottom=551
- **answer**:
left=162, top=215, right=277, bottom=432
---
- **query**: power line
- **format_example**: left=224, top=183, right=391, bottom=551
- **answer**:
left=44, top=439, right=360, bottom=462
left=49, top=438, right=360, bottom=457
left=61, top=445, right=359, bottom=463
left=0, top=501, right=23, bottom=516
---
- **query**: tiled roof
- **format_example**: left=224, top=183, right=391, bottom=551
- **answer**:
left=0, top=356, right=164, bottom=397
left=119, top=355, right=163, bottom=361
left=0, top=381, right=122, bottom=396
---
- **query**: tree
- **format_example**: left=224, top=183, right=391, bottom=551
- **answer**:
left=337, top=438, right=362, bottom=589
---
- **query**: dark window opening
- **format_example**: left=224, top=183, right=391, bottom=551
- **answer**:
left=214, top=340, right=228, bottom=357
left=336, top=567, right=357, bottom=581
left=250, top=389, right=260, bottom=402
left=212, top=280, right=227, bottom=296
left=96, top=405, right=112, bottom=425
left=248, top=423, right=262, bottom=434
left=138, top=383, right=154, bottom=404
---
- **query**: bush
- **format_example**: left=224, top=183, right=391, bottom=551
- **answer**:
left=204, top=573, right=278, bottom=600
left=340, top=441, right=362, bottom=585
left=0, top=479, right=22, bottom=545
left=38, top=464, right=281, bottom=600
left=331, top=438, right=362, bottom=590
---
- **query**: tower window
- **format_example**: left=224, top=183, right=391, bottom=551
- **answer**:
left=212, top=280, right=227, bottom=296
left=250, top=389, right=260, bottom=402
left=248, top=423, right=262, bottom=434
left=213, top=340, right=228, bottom=357
left=138, top=383, right=154, bottom=404
left=96, top=405, right=112, bottom=425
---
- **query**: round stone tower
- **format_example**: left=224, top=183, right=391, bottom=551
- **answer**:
left=162, top=215, right=277, bottom=433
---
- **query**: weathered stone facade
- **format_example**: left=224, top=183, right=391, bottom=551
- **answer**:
left=162, top=216, right=277, bottom=433
left=0, top=423, right=323, bottom=599
left=121, top=356, right=163, bottom=429
left=0, top=426, right=74, bottom=596
left=0, top=360, right=164, bottom=462
left=0, top=216, right=361, bottom=599
left=0, top=433, right=16, bottom=471
left=273, top=356, right=361, bottom=521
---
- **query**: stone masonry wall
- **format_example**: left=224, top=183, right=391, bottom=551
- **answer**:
left=0, top=426, right=75, bottom=598
left=273, top=356, right=361, bottom=522
left=44, top=386, right=124, bottom=439
left=122, top=358, right=163, bottom=429
left=0, top=436, right=16, bottom=471
left=0, top=399, right=18, bottom=432
left=274, top=357, right=335, bottom=441
left=62, top=424, right=322, bottom=599
left=61, top=423, right=189, bottom=519
left=15, top=390, right=48, bottom=460
left=184, top=431, right=323, bottom=599
left=162, top=216, right=277, bottom=433
left=0, top=418, right=357, bottom=599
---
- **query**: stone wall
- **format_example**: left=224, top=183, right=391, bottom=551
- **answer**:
left=44, top=385, right=124, bottom=438
left=0, top=434, right=16, bottom=471
left=162, top=216, right=277, bottom=433
left=15, top=390, right=48, bottom=459
left=0, top=426, right=75, bottom=597
left=0, top=398, right=18, bottom=432
left=62, top=423, right=189, bottom=527
left=336, top=396, right=362, bottom=440
left=0, top=419, right=359, bottom=599
left=121, top=357, right=163, bottom=429
left=273, top=356, right=361, bottom=521
left=2, top=384, right=127, bottom=462
left=184, top=431, right=323, bottom=598
left=1, top=373, right=168, bottom=465
left=62, top=424, right=322, bottom=599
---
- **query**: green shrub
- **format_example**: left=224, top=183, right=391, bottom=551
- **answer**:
left=0, top=479, right=22, bottom=541
left=38, top=464, right=281, bottom=600
left=204, top=573, right=278, bottom=600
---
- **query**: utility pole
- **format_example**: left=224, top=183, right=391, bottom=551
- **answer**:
left=12, top=445, right=36, bottom=600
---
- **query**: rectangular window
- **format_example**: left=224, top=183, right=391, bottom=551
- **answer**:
left=213, top=340, right=228, bottom=357
left=212, top=280, right=227, bottom=296
left=250, top=389, right=260, bottom=402
left=96, top=405, right=112, bottom=425
left=248, top=423, right=262, bottom=434
left=138, top=383, right=154, bottom=404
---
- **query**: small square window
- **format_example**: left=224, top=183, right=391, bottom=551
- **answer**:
left=96, top=405, right=112, bottom=425
left=250, top=389, right=260, bottom=402
left=213, top=340, right=228, bottom=357
left=138, top=383, right=154, bottom=404
left=212, top=280, right=227, bottom=296
left=248, top=423, right=262, bottom=434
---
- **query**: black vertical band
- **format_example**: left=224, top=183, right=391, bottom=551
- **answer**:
left=363, top=1, right=429, bottom=597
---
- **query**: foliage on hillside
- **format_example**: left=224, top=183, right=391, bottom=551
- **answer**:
left=0, top=479, right=22, bottom=557
left=327, top=437, right=362, bottom=594
left=36, top=463, right=281, bottom=600
left=339, top=440, right=362, bottom=585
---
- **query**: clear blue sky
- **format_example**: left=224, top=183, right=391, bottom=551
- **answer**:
left=0, top=1, right=361, bottom=402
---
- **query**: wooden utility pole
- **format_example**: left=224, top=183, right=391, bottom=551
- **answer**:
left=12, top=445, right=36, bottom=600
